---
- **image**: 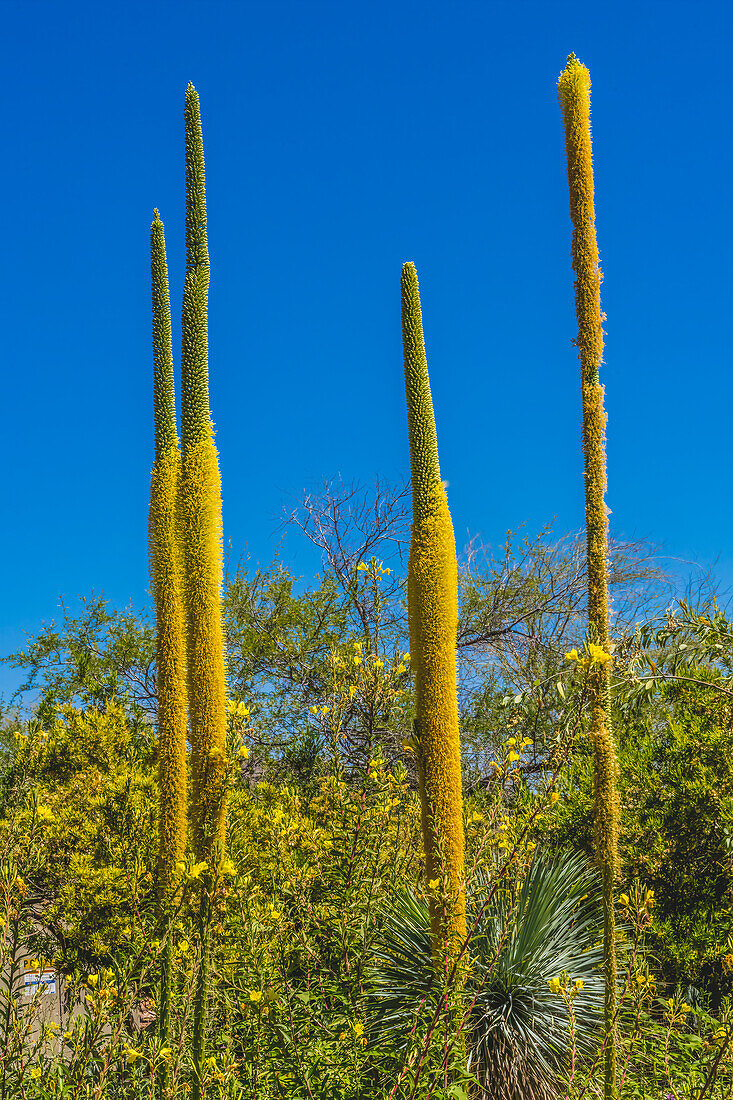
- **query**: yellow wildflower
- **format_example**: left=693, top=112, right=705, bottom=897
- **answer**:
left=249, top=990, right=263, bottom=1003
left=588, top=643, right=613, bottom=666
left=356, top=562, right=369, bottom=572
left=549, top=792, right=560, bottom=805
left=548, top=977, right=562, bottom=994
left=508, top=751, right=520, bottom=763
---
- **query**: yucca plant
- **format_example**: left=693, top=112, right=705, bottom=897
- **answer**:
left=401, top=261, right=466, bottom=963
left=558, top=54, right=620, bottom=1098
left=369, top=851, right=604, bottom=1099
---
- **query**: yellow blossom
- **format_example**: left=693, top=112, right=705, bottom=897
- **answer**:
left=565, top=649, right=580, bottom=662
left=508, top=751, right=520, bottom=763
left=548, top=977, right=562, bottom=994
left=356, top=562, right=369, bottom=572
left=588, top=643, right=613, bottom=666
left=249, top=990, right=263, bottom=1003
left=428, top=878, right=440, bottom=890
left=374, top=659, right=384, bottom=668
left=549, top=792, right=560, bottom=805
left=353, top=656, right=362, bottom=666
left=220, top=859, right=237, bottom=877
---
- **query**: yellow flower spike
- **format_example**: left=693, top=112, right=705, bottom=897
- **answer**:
left=402, top=262, right=466, bottom=962
left=559, top=54, right=620, bottom=1099
left=180, top=86, right=227, bottom=867
left=150, top=211, right=188, bottom=896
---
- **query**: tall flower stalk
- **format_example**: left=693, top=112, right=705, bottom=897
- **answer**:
left=401, top=261, right=466, bottom=962
left=179, top=83, right=227, bottom=1100
left=149, top=209, right=187, bottom=1086
left=558, top=54, right=620, bottom=1099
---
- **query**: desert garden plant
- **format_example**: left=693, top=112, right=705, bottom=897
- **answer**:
left=558, top=53, right=620, bottom=1097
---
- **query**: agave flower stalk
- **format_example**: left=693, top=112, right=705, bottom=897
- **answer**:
left=180, top=82, right=227, bottom=864
left=149, top=209, right=187, bottom=1081
left=401, top=261, right=466, bottom=961
left=180, top=83, right=227, bottom=1100
left=558, top=54, right=620, bottom=1098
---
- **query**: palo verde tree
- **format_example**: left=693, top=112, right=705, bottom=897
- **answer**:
left=149, top=209, right=188, bottom=1076
left=558, top=54, right=620, bottom=1098
left=401, top=261, right=466, bottom=960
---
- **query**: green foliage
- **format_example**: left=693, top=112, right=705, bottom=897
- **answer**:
left=369, top=851, right=604, bottom=1100
left=548, top=681, right=733, bottom=1004
left=2, top=705, right=157, bottom=970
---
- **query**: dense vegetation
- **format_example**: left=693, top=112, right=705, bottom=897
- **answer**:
left=2, top=55, right=732, bottom=1100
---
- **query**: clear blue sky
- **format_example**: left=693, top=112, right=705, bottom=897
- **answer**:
left=2, top=0, right=731, bottom=698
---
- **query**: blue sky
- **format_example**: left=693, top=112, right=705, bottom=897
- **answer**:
left=2, top=0, right=731, bottom=698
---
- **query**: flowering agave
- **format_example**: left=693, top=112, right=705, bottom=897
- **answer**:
left=558, top=53, right=620, bottom=1096
left=401, top=261, right=466, bottom=961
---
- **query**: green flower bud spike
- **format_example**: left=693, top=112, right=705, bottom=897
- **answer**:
left=179, top=84, right=227, bottom=1100
left=558, top=53, right=620, bottom=1100
left=149, top=208, right=188, bottom=1094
